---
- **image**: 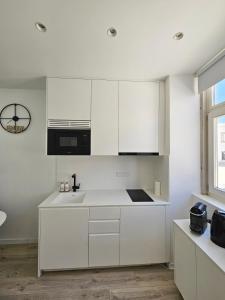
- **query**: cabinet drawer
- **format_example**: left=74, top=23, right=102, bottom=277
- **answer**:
left=89, top=234, right=119, bottom=267
left=89, top=220, right=120, bottom=234
left=89, top=207, right=120, bottom=220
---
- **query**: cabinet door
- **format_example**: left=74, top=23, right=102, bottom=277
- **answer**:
left=91, top=80, right=118, bottom=155
left=174, top=225, right=197, bottom=300
left=120, top=206, right=165, bottom=265
left=39, top=208, right=89, bottom=270
left=89, top=234, right=119, bottom=267
left=196, top=247, right=225, bottom=300
left=119, top=81, right=159, bottom=153
left=47, top=78, right=91, bottom=120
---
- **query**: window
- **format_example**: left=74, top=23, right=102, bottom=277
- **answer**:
left=214, top=115, right=225, bottom=190
left=213, top=79, right=225, bottom=106
left=205, top=78, right=225, bottom=199
left=221, top=133, right=225, bottom=143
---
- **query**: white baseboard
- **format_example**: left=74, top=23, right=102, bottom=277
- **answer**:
left=0, top=238, right=38, bottom=245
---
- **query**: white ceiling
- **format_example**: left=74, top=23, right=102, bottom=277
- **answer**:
left=0, top=0, right=225, bottom=89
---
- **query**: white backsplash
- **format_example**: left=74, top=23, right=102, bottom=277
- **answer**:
left=56, top=156, right=156, bottom=191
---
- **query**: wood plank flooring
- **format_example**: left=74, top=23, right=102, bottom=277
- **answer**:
left=0, top=244, right=182, bottom=300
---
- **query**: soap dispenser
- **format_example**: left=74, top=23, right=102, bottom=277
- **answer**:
left=64, top=182, right=70, bottom=192
left=59, top=182, right=65, bottom=192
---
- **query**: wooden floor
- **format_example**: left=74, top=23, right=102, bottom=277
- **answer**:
left=0, top=244, right=182, bottom=300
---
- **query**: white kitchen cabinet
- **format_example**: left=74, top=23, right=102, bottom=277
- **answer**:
left=120, top=206, right=166, bottom=265
left=47, top=78, right=91, bottom=120
left=89, top=220, right=120, bottom=234
left=174, top=220, right=225, bottom=300
left=89, top=207, right=120, bottom=220
left=89, top=233, right=119, bottom=267
left=196, top=247, right=225, bottom=300
left=91, top=80, right=118, bottom=155
left=38, top=201, right=167, bottom=276
left=39, top=208, right=89, bottom=272
left=174, top=225, right=197, bottom=300
left=119, top=81, right=159, bottom=153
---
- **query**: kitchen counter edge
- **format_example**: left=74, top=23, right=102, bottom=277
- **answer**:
left=38, top=190, right=170, bottom=208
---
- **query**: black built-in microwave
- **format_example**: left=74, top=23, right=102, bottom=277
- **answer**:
left=47, top=128, right=90, bottom=155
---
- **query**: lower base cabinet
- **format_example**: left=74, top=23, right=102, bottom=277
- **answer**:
left=39, top=208, right=89, bottom=271
left=196, top=248, right=225, bottom=300
left=120, top=206, right=166, bottom=265
left=39, top=205, right=167, bottom=275
left=174, top=225, right=197, bottom=300
left=174, top=221, right=225, bottom=300
left=89, top=233, right=119, bottom=267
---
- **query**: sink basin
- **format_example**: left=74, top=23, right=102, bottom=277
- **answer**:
left=52, top=192, right=85, bottom=204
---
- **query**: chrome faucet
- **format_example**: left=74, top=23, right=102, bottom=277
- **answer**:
left=72, top=174, right=80, bottom=192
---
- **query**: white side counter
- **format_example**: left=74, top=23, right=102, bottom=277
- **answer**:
left=174, top=219, right=225, bottom=300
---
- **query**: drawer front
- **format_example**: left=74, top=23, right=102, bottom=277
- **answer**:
left=89, top=207, right=120, bottom=220
left=89, top=220, right=120, bottom=234
left=89, top=234, right=119, bottom=267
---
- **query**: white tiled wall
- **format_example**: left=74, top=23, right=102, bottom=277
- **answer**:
left=56, top=156, right=157, bottom=191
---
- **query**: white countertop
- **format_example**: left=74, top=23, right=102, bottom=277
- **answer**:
left=174, top=219, right=225, bottom=274
left=39, top=189, right=169, bottom=208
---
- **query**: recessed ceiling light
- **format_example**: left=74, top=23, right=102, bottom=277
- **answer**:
left=35, top=22, right=47, bottom=32
left=173, top=32, right=184, bottom=40
left=107, top=27, right=117, bottom=37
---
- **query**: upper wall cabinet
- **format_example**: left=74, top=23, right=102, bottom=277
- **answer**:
left=91, top=80, right=118, bottom=155
left=47, top=78, right=91, bottom=120
left=119, top=81, right=159, bottom=154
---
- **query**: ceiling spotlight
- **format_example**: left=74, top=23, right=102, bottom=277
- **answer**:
left=35, top=22, right=47, bottom=32
left=173, top=32, right=184, bottom=40
left=107, top=27, right=117, bottom=37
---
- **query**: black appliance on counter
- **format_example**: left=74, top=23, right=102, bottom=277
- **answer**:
left=48, top=128, right=90, bottom=155
left=190, top=202, right=207, bottom=234
left=126, top=189, right=154, bottom=202
left=211, top=210, right=225, bottom=248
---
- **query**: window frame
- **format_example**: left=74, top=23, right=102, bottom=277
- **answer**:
left=207, top=86, right=225, bottom=201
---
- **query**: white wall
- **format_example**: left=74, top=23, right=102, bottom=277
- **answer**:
left=166, top=75, right=201, bottom=262
left=0, top=89, right=56, bottom=243
left=56, top=156, right=156, bottom=191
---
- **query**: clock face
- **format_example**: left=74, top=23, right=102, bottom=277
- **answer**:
left=0, top=103, right=31, bottom=134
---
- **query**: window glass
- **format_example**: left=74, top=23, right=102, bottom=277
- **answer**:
left=215, top=115, right=225, bottom=190
left=214, top=78, right=225, bottom=105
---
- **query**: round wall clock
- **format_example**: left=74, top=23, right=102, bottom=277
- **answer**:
left=0, top=103, right=31, bottom=134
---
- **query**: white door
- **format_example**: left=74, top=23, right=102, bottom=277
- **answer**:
left=120, top=206, right=166, bottom=265
left=196, top=247, right=225, bottom=300
left=174, top=225, right=197, bottom=300
left=39, top=208, right=89, bottom=270
left=47, top=78, right=91, bottom=120
left=91, top=80, right=118, bottom=155
left=119, top=81, right=159, bottom=153
left=89, top=233, right=119, bottom=267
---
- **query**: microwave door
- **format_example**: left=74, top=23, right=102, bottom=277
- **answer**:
left=59, top=135, right=78, bottom=154
left=47, top=129, right=90, bottom=155
left=55, top=131, right=78, bottom=155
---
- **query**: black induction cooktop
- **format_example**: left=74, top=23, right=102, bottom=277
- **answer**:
left=126, top=189, right=154, bottom=202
